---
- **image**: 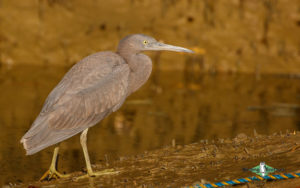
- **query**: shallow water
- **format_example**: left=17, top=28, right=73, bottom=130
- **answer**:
left=0, top=65, right=299, bottom=184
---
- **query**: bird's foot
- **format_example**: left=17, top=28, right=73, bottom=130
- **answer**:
left=73, top=168, right=119, bottom=181
left=40, top=167, right=70, bottom=181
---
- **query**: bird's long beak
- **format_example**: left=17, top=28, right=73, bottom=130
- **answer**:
left=147, top=42, right=194, bottom=53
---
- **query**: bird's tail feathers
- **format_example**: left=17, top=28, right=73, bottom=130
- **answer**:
left=20, top=117, right=83, bottom=155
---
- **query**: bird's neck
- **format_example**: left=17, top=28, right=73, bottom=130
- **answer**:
left=119, top=52, right=153, bottom=94
left=117, top=47, right=138, bottom=63
left=117, top=49, right=144, bottom=71
left=117, top=42, right=139, bottom=61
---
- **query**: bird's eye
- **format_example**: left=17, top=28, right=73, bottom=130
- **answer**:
left=143, top=40, right=148, bottom=45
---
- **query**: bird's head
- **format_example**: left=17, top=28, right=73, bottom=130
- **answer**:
left=117, top=34, right=194, bottom=55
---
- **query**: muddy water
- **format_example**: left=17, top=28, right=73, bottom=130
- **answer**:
left=0, top=65, right=300, bottom=185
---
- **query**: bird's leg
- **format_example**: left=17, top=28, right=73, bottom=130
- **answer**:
left=74, top=128, right=118, bottom=180
left=40, top=146, right=70, bottom=181
left=80, top=128, right=94, bottom=175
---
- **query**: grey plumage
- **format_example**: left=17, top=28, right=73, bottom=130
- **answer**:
left=21, top=34, right=193, bottom=155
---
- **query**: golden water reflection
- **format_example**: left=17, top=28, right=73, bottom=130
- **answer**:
left=0, top=65, right=299, bottom=184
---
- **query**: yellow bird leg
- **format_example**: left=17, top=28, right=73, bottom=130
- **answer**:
left=40, top=146, right=70, bottom=181
left=73, top=128, right=119, bottom=180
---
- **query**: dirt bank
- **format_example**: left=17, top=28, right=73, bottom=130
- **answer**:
left=1, top=0, right=300, bottom=74
left=10, top=131, right=300, bottom=187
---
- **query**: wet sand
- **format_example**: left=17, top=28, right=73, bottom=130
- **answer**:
left=11, top=131, right=300, bottom=187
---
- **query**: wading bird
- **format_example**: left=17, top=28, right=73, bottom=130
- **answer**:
left=21, top=34, right=193, bottom=180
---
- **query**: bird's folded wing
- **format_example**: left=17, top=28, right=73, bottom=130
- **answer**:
left=26, top=52, right=130, bottom=134
left=48, top=63, right=130, bottom=130
left=20, top=52, right=130, bottom=154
